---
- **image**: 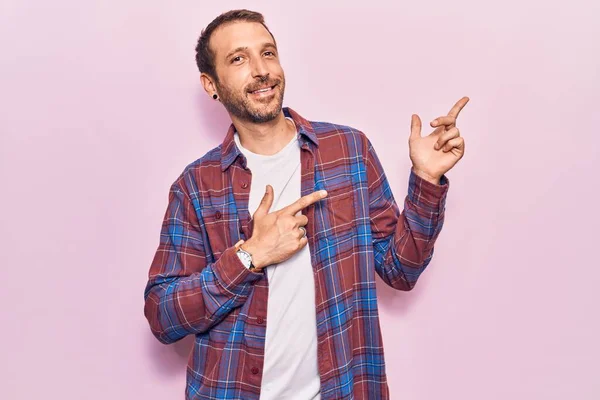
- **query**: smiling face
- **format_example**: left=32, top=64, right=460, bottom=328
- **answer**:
left=206, top=21, right=285, bottom=123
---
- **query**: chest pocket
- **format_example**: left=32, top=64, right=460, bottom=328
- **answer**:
left=319, top=185, right=357, bottom=240
left=199, top=206, right=231, bottom=259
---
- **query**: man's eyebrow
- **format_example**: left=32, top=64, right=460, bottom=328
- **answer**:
left=225, top=46, right=248, bottom=60
left=224, top=43, right=278, bottom=60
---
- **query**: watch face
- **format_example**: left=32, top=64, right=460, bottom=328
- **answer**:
left=237, top=250, right=252, bottom=266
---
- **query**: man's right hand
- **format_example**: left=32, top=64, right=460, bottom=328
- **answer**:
left=241, top=185, right=328, bottom=271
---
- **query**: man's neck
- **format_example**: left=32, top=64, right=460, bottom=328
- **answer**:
left=233, top=112, right=296, bottom=156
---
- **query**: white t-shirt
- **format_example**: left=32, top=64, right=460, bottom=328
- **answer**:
left=233, top=118, right=321, bottom=400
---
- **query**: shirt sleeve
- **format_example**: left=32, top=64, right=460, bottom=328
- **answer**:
left=143, top=177, right=263, bottom=344
left=365, top=136, right=449, bottom=290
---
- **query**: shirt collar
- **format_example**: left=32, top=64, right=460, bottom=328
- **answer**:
left=220, top=107, right=318, bottom=172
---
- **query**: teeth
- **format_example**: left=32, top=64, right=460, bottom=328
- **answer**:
left=253, top=86, right=272, bottom=93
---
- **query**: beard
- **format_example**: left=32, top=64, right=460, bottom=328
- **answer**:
left=215, top=75, right=285, bottom=124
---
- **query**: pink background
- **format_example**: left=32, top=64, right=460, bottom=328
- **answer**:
left=1, top=0, right=599, bottom=399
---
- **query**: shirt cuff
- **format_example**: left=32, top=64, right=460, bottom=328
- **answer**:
left=408, top=167, right=449, bottom=213
left=212, top=246, right=263, bottom=292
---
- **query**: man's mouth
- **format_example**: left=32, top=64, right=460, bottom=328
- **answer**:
left=248, top=85, right=277, bottom=96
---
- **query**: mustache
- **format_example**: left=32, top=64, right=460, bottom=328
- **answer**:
left=246, top=77, right=281, bottom=93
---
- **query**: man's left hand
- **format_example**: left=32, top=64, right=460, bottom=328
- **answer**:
left=408, top=96, right=470, bottom=185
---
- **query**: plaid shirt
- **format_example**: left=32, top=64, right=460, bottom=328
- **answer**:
left=144, top=107, right=449, bottom=399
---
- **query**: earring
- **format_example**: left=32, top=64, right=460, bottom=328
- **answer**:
left=212, top=94, right=218, bottom=100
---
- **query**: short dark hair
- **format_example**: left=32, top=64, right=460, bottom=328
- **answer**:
left=195, top=9, right=276, bottom=80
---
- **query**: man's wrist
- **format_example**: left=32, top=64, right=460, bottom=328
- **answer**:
left=241, top=238, right=267, bottom=270
left=412, top=167, right=441, bottom=185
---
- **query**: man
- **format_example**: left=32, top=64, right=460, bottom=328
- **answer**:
left=144, top=9, right=468, bottom=400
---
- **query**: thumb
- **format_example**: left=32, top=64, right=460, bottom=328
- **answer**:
left=409, top=114, right=422, bottom=141
left=253, top=184, right=274, bottom=218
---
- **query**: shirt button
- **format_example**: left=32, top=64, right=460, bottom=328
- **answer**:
left=251, top=367, right=259, bottom=375
left=241, top=181, right=248, bottom=189
left=257, top=317, right=264, bottom=325
left=215, top=211, right=222, bottom=219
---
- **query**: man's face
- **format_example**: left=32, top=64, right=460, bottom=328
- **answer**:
left=209, top=21, right=285, bottom=124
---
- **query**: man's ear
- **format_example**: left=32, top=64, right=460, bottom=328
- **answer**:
left=200, top=73, right=218, bottom=98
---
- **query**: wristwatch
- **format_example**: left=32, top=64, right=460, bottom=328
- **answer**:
left=234, top=240, right=256, bottom=271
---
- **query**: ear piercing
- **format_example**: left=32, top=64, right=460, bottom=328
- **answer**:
left=212, top=94, right=218, bottom=100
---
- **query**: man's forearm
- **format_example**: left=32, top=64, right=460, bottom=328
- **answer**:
left=371, top=168, right=449, bottom=291
left=144, top=244, right=263, bottom=344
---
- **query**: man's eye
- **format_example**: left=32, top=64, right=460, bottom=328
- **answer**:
left=264, top=51, right=275, bottom=57
left=231, top=56, right=242, bottom=63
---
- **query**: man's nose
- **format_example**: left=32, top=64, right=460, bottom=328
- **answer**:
left=250, top=56, right=269, bottom=79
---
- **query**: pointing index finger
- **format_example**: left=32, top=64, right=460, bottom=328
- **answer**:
left=279, top=190, right=328, bottom=216
left=448, top=96, right=470, bottom=119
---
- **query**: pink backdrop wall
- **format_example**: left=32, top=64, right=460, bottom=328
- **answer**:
left=2, top=0, right=599, bottom=398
